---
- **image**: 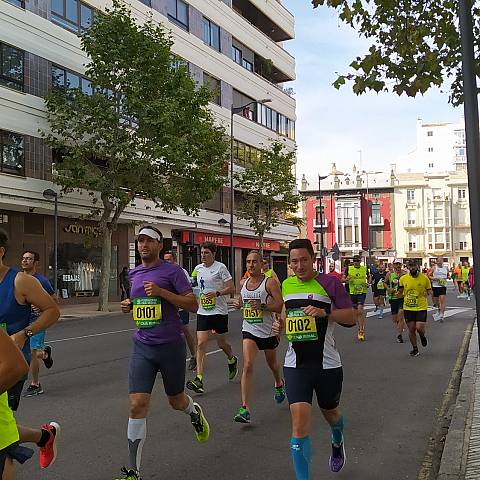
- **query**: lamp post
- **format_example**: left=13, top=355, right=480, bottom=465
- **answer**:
left=43, top=188, right=58, bottom=293
left=318, top=175, right=328, bottom=273
left=230, top=98, right=271, bottom=284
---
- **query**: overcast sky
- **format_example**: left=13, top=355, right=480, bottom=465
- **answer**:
left=282, top=1, right=462, bottom=181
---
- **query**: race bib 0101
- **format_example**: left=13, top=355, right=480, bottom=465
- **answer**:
left=243, top=301, right=263, bottom=324
left=285, top=309, right=318, bottom=342
left=200, top=294, right=216, bottom=310
left=404, top=290, right=419, bottom=308
left=132, top=297, right=162, bottom=328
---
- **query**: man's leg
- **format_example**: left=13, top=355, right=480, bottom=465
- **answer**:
left=127, top=393, right=150, bottom=474
left=357, top=302, right=366, bottom=335
left=196, top=331, right=209, bottom=378
left=416, top=318, right=428, bottom=347
left=1, top=457, right=13, bottom=480
left=290, top=403, right=312, bottom=480
left=264, top=348, right=283, bottom=387
left=406, top=316, right=418, bottom=355
left=439, top=294, right=446, bottom=319
left=216, top=333, right=234, bottom=359
left=182, top=325, right=196, bottom=359
left=240, top=339, right=258, bottom=410
left=30, top=350, right=41, bottom=386
left=397, top=309, right=405, bottom=337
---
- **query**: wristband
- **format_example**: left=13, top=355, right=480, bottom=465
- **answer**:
left=216, top=291, right=221, bottom=297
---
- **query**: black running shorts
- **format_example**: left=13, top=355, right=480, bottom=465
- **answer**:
left=196, top=314, right=228, bottom=334
left=350, top=293, right=366, bottom=308
left=129, top=338, right=186, bottom=397
left=8, top=380, right=25, bottom=412
left=390, top=298, right=404, bottom=315
left=373, top=288, right=386, bottom=298
left=284, top=366, right=343, bottom=410
left=404, top=310, right=428, bottom=323
left=432, top=287, right=447, bottom=298
left=242, top=331, right=279, bottom=350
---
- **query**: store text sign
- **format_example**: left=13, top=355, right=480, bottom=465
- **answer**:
left=64, top=224, right=101, bottom=237
left=181, top=231, right=280, bottom=252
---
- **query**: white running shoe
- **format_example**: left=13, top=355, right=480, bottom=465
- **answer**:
left=433, top=312, right=441, bottom=322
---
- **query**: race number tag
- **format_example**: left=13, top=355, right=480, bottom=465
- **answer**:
left=0, top=323, right=6, bottom=332
left=377, top=279, right=385, bottom=289
left=285, top=309, right=318, bottom=342
left=353, top=284, right=364, bottom=294
left=132, top=297, right=162, bottom=328
left=438, top=278, right=447, bottom=286
left=404, top=290, right=419, bottom=308
left=200, top=294, right=216, bottom=311
left=243, top=301, right=263, bottom=324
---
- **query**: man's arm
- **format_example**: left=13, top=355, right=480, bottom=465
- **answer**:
left=264, top=277, right=284, bottom=314
left=328, top=276, right=355, bottom=327
left=143, top=283, right=198, bottom=313
left=0, top=328, right=29, bottom=394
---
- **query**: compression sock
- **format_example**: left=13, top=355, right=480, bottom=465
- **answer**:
left=290, top=436, right=311, bottom=480
left=330, top=416, right=344, bottom=447
left=183, top=395, right=196, bottom=416
left=128, top=418, right=146, bottom=473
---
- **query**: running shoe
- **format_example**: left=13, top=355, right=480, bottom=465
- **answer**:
left=410, top=347, right=419, bottom=357
left=190, top=402, right=210, bottom=443
left=234, top=406, right=251, bottom=424
left=114, top=467, right=141, bottom=480
left=433, top=313, right=441, bottom=322
left=274, top=381, right=286, bottom=404
left=397, top=335, right=404, bottom=343
left=228, top=356, right=238, bottom=381
left=24, top=384, right=43, bottom=397
left=329, top=441, right=346, bottom=473
left=188, top=357, right=197, bottom=371
left=358, top=331, right=365, bottom=341
left=186, top=376, right=204, bottom=394
left=43, top=345, right=53, bottom=369
left=420, top=334, right=428, bottom=347
left=39, top=422, right=61, bottom=468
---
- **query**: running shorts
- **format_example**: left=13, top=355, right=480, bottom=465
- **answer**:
left=0, top=442, right=34, bottom=475
left=284, top=366, right=343, bottom=410
left=129, top=338, right=186, bottom=397
left=373, top=288, right=386, bottom=298
left=350, top=293, right=366, bottom=307
left=242, top=331, right=279, bottom=351
left=390, top=298, right=404, bottom=315
left=196, top=314, right=228, bottom=334
left=179, top=310, right=190, bottom=326
left=30, top=331, right=46, bottom=350
left=404, top=310, right=428, bottom=323
left=432, top=286, right=447, bottom=298
left=8, top=380, right=25, bottom=412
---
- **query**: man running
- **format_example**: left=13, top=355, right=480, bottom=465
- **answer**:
left=262, top=257, right=280, bottom=283
left=461, top=262, right=471, bottom=300
left=233, top=251, right=285, bottom=423
left=429, top=257, right=449, bottom=322
left=21, top=251, right=56, bottom=397
left=385, top=260, right=405, bottom=343
left=0, top=229, right=61, bottom=470
left=327, top=263, right=342, bottom=281
left=346, top=255, right=368, bottom=341
left=163, top=251, right=197, bottom=371
left=272, top=239, right=354, bottom=479
left=371, top=263, right=387, bottom=318
left=454, top=264, right=463, bottom=297
left=187, top=242, right=237, bottom=394
left=399, top=260, right=432, bottom=357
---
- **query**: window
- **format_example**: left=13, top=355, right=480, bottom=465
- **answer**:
left=202, top=17, right=220, bottom=51
left=409, top=242, right=417, bottom=251
left=167, top=0, right=189, bottom=30
left=407, top=189, right=415, bottom=202
left=315, top=205, right=325, bottom=226
left=242, top=59, right=253, bottom=72
left=454, top=129, right=466, bottom=144
left=232, top=46, right=242, bottom=64
left=203, top=72, right=221, bottom=106
left=458, top=189, right=466, bottom=199
left=427, top=131, right=433, bottom=137
left=460, top=241, right=468, bottom=250
left=407, top=209, right=416, bottom=225
left=0, top=129, right=24, bottom=175
left=371, top=204, right=381, bottom=224
left=428, top=147, right=434, bottom=152
left=5, top=0, right=24, bottom=7
left=52, top=65, right=92, bottom=95
left=51, top=0, right=94, bottom=34
left=0, top=43, right=24, bottom=92
left=428, top=163, right=434, bottom=168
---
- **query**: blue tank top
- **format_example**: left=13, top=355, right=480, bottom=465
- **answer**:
left=0, top=268, right=31, bottom=360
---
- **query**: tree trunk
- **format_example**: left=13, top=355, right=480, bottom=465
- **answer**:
left=98, top=225, right=113, bottom=312
left=259, top=234, right=264, bottom=258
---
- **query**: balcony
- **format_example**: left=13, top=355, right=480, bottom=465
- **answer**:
left=404, top=219, right=423, bottom=229
left=369, top=216, right=384, bottom=227
left=405, top=244, right=425, bottom=254
left=313, top=218, right=328, bottom=234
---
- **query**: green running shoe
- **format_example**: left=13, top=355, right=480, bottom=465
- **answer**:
left=274, top=381, right=286, bottom=404
left=234, top=406, right=251, bottom=423
left=114, top=467, right=141, bottom=480
left=186, top=376, right=204, bottom=394
left=191, top=402, right=210, bottom=443
left=228, top=356, right=238, bottom=381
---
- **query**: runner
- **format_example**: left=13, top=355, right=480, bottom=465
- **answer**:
left=233, top=250, right=285, bottom=423
left=385, top=260, right=405, bottom=343
left=371, top=263, right=387, bottom=318
left=341, top=260, right=350, bottom=294
left=346, top=255, right=368, bottom=341
left=429, top=257, right=449, bottom=322
left=454, top=263, right=463, bottom=297
left=0, top=229, right=61, bottom=470
left=262, top=257, right=280, bottom=284
left=272, top=239, right=355, bottom=479
left=327, top=263, right=342, bottom=281
left=462, top=262, right=471, bottom=300
left=21, top=251, right=56, bottom=397
left=119, top=267, right=131, bottom=301
left=399, top=260, right=432, bottom=357
left=118, top=226, right=209, bottom=480
left=186, top=242, right=237, bottom=395
left=163, top=251, right=197, bottom=371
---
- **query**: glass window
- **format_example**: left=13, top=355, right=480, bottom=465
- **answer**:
left=66, top=0, right=79, bottom=23
left=203, top=72, right=221, bottom=106
left=66, top=71, right=80, bottom=89
left=6, top=0, right=24, bottom=7
left=237, top=142, right=245, bottom=165
left=168, top=0, right=189, bottom=30
left=202, top=17, right=220, bottom=51
left=0, top=130, right=24, bottom=175
left=242, top=59, right=253, bottom=72
left=52, top=65, right=92, bottom=95
left=0, top=44, right=24, bottom=92
left=52, top=0, right=94, bottom=34
left=232, top=46, right=242, bottom=64
left=407, top=189, right=415, bottom=201
left=80, top=4, right=93, bottom=29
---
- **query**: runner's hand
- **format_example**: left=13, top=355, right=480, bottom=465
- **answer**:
left=10, top=331, right=26, bottom=349
left=204, top=291, right=217, bottom=301
left=247, top=299, right=262, bottom=310
left=233, top=296, right=243, bottom=309
left=302, top=306, right=327, bottom=318
left=121, top=299, right=132, bottom=313
left=272, top=318, right=282, bottom=335
left=143, top=281, right=162, bottom=297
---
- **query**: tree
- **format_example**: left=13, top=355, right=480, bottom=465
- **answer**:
left=234, top=142, right=300, bottom=256
left=42, top=0, right=228, bottom=310
left=311, top=0, right=480, bottom=106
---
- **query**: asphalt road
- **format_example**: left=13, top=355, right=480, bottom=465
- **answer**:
left=15, top=289, right=476, bottom=480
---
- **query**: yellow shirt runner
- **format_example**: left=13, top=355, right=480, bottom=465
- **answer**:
left=399, top=273, right=431, bottom=311
left=0, top=392, right=19, bottom=450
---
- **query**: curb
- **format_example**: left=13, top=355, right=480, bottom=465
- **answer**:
left=59, top=311, right=120, bottom=323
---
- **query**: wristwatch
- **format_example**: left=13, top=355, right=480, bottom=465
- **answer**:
left=216, top=291, right=221, bottom=297
left=23, top=328, right=34, bottom=338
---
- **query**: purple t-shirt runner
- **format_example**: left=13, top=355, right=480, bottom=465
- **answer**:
left=129, top=261, right=192, bottom=345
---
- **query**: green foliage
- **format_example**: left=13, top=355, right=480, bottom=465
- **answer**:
left=311, top=0, right=480, bottom=105
left=234, top=142, right=300, bottom=248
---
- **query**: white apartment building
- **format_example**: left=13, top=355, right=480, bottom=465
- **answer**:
left=394, top=170, right=472, bottom=267
left=0, top=0, right=297, bottom=300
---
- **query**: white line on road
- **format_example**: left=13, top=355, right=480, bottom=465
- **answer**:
left=49, top=328, right=136, bottom=343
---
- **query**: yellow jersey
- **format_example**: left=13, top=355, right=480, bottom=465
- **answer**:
left=0, top=392, right=18, bottom=450
left=399, top=273, right=431, bottom=311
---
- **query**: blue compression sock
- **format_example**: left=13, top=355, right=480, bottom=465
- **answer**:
left=290, top=436, right=311, bottom=480
left=330, top=415, right=344, bottom=446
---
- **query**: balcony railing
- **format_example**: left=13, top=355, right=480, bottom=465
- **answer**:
left=369, top=216, right=384, bottom=226
left=404, top=219, right=423, bottom=229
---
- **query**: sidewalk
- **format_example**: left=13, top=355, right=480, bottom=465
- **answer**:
left=60, top=302, right=121, bottom=321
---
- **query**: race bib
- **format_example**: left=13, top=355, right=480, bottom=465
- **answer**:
left=438, top=278, right=447, bottom=286
left=286, top=309, right=318, bottom=342
left=353, top=284, right=365, bottom=294
left=243, top=301, right=263, bottom=324
left=0, top=323, right=6, bottom=332
left=200, top=294, right=216, bottom=311
left=404, top=290, right=419, bottom=308
left=132, top=297, right=162, bottom=328
left=377, top=279, right=385, bottom=289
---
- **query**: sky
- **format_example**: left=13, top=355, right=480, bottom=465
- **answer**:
left=281, top=1, right=462, bottom=181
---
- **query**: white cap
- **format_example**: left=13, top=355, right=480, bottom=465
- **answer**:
left=393, top=258, right=402, bottom=264
left=137, top=227, right=162, bottom=241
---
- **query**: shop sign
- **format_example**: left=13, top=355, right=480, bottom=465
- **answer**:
left=64, top=224, right=101, bottom=237
left=62, top=274, right=80, bottom=282
left=181, top=231, right=280, bottom=252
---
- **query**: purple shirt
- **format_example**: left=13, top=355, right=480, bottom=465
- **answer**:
left=130, top=261, right=192, bottom=345
left=317, top=274, right=353, bottom=310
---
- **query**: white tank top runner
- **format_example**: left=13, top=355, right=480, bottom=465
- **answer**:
left=432, top=266, right=449, bottom=287
left=241, top=276, right=275, bottom=339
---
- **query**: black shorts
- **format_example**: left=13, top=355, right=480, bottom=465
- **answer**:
left=242, top=331, right=279, bottom=350
left=390, top=298, right=404, bottom=315
left=284, top=366, right=343, bottom=410
left=404, top=310, right=428, bottom=323
left=197, top=314, right=228, bottom=334
left=373, top=289, right=386, bottom=298
left=350, top=293, right=366, bottom=307
left=432, top=286, right=447, bottom=298
left=129, top=338, right=186, bottom=397
left=8, top=379, right=26, bottom=412
left=179, top=310, right=190, bottom=326
left=0, top=442, right=34, bottom=474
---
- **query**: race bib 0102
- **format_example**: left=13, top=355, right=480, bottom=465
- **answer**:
left=200, top=294, right=216, bottom=310
left=285, top=309, right=318, bottom=342
left=132, top=297, right=162, bottom=328
left=243, top=301, right=263, bottom=324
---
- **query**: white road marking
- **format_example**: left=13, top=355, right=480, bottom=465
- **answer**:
left=49, top=328, right=136, bottom=343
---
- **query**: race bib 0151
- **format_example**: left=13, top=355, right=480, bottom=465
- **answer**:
left=243, top=301, right=263, bottom=324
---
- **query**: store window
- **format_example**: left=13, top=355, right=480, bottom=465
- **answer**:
left=0, top=129, right=24, bottom=175
left=0, top=43, right=24, bottom=92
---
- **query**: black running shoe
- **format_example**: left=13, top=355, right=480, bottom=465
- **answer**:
left=420, top=334, right=427, bottom=347
left=186, top=376, right=204, bottom=394
left=228, top=356, right=238, bottom=381
left=397, top=335, right=404, bottom=343
left=188, top=357, right=197, bottom=371
left=43, top=345, right=53, bottom=369
left=410, top=347, right=419, bottom=357
left=24, top=384, right=43, bottom=397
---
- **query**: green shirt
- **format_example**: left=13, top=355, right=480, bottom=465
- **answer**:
left=348, top=265, right=368, bottom=294
left=462, top=267, right=470, bottom=282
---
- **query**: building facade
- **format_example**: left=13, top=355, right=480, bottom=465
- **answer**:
left=0, top=0, right=297, bottom=300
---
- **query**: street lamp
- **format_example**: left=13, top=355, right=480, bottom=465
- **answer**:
left=43, top=188, right=58, bottom=293
left=230, top=98, right=271, bottom=284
